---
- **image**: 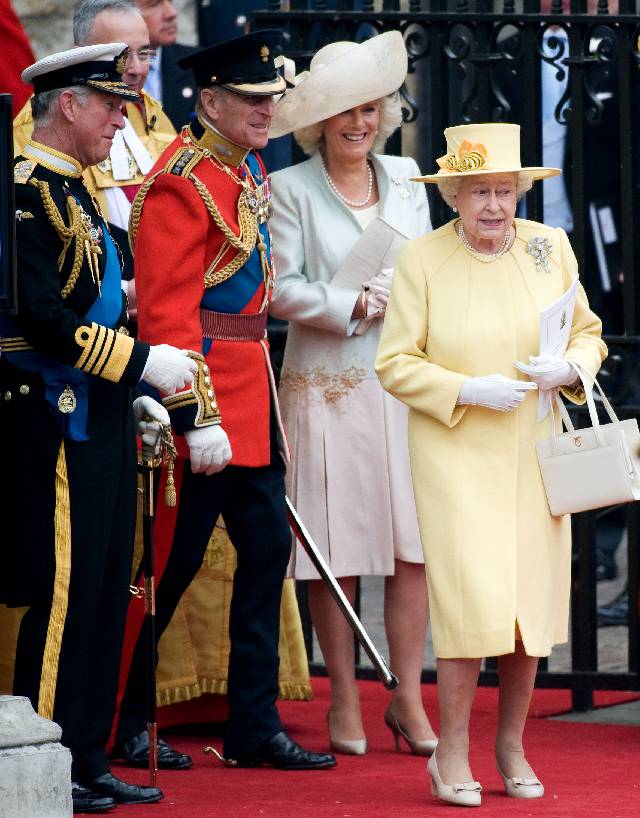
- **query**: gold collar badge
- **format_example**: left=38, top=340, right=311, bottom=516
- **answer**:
left=437, top=140, right=488, bottom=173
left=260, top=45, right=270, bottom=63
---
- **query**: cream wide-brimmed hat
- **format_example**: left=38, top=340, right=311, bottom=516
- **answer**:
left=269, top=30, right=407, bottom=139
left=412, top=123, right=561, bottom=183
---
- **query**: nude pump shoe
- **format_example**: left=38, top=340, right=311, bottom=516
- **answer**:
left=327, top=710, right=367, bottom=756
left=384, top=709, right=438, bottom=756
left=427, top=754, right=482, bottom=808
left=497, top=765, right=544, bottom=799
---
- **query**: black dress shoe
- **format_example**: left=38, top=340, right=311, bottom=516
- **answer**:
left=114, top=730, right=193, bottom=769
left=84, top=773, right=163, bottom=805
left=233, top=731, right=336, bottom=770
left=71, top=782, right=115, bottom=814
left=597, top=593, right=629, bottom=627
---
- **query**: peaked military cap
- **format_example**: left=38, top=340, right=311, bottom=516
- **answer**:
left=22, top=42, right=140, bottom=101
left=178, top=30, right=286, bottom=96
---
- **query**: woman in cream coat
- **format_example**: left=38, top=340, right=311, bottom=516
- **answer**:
left=269, top=32, right=437, bottom=756
left=376, top=123, right=607, bottom=807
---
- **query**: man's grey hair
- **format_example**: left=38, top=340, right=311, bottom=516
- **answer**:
left=73, top=0, right=140, bottom=45
left=31, top=85, right=93, bottom=127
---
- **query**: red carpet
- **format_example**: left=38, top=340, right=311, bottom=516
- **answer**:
left=112, top=679, right=639, bottom=818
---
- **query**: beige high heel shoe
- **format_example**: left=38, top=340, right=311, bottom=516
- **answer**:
left=383, top=709, right=438, bottom=756
left=327, top=710, right=367, bottom=756
left=427, top=754, right=482, bottom=808
left=497, top=765, right=544, bottom=799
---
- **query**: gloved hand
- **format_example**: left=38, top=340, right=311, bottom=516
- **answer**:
left=142, top=345, right=197, bottom=394
left=457, top=374, right=538, bottom=412
left=514, top=355, right=579, bottom=391
left=184, top=425, right=232, bottom=475
left=365, top=267, right=394, bottom=319
left=133, top=395, right=170, bottom=456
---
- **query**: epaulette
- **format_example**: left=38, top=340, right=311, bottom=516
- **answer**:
left=128, top=145, right=204, bottom=251
left=165, top=145, right=203, bottom=178
left=14, top=159, right=36, bottom=185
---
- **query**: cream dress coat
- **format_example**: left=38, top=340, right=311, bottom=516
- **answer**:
left=375, top=218, right=607, bottom=658
left=270, top=152, right=431, bottom=579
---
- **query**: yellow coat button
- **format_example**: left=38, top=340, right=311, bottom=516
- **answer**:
left=4, top=390, right=11, bottom=401
left=19, top=384, right=30, bottom=395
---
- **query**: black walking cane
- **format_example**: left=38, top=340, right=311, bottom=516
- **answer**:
left=286, top=497, right=398, bottom=690
left=135, top=424, right=178, bottom=786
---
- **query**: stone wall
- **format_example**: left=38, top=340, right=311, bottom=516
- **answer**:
left=13, top=0, right=197, bottom=58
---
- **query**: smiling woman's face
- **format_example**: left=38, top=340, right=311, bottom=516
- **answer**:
left=454, top=172, right=517, bottom=251
left=322, top=101, right=380, bottom=165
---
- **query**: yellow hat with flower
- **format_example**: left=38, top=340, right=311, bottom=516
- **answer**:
left=412, top=122, right=561, bottom=183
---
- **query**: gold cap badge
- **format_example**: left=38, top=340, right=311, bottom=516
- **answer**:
left=115, top=49, right=128, bottom=76
left=260, top=45, right=269, bottom=63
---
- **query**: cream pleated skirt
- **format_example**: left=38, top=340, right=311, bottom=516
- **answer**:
left=279, top=375, right=424, bottom=580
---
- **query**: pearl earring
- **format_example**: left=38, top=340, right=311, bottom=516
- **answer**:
left=452, top=206, right=457, bottom=213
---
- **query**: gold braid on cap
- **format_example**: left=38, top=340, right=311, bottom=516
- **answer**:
left=436, top=140, right=488, bottom=173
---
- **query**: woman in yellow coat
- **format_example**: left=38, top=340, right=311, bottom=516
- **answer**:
left=376, top=123, right=606, bottom=807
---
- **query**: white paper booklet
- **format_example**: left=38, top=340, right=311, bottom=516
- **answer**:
left=515, top=276, right=580, bottom=420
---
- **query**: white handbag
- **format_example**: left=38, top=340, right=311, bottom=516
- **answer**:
left=535, top=364, right=640, bottom=517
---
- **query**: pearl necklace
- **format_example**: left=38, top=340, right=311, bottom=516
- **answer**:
left=457, top=221, right=512, bottom=262
left=322, top=160, right=373, bottom=208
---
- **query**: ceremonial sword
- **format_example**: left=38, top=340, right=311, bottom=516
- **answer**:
left=286, top=496, right=398, bottom=690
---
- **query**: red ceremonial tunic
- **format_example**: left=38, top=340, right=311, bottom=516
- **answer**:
left=133, top=120, right=284, bottom=467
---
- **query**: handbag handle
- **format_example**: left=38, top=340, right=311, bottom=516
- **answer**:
left=549, top=361, right=620, bottom=451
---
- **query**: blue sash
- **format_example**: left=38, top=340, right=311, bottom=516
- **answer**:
left=1, top=223, right=123, bottom=441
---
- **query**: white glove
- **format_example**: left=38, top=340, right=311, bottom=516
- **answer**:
left=365, top=267, right=394, bottom=319
left=142, top=345, right=197, bottom=394
left=133, top=395, right=170, bottom=455
left=184, top=425, right=232, bottom=475
left=457, top=374, right=538, bottom=412
left=514, top=355, right=579, bottom=391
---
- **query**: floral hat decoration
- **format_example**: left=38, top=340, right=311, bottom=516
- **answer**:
left=412, top=123, right=561, bottom=183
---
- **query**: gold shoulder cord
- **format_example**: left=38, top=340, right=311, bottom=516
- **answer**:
left=190, top=174, right=258, bottom=288
left=128, top=169, right=164, bottom=252
left=29, top=179, right=90, bottom=299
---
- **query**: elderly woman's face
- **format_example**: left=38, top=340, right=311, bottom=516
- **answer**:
left=322, top=101, right=380, bottom=164
left=454, top=173, right=517, bottom=249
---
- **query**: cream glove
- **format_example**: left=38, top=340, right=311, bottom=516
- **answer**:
left=457, top=375, right=538, bottom=412
left=514, top=355, right=579, bottom=391
left=184, top=426, right=232, bottom=475
left=365, top=267, right=394, bottom=319
left=133, top=395, right=170, bottom=456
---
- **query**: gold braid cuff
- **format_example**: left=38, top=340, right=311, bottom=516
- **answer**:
left=74, top=321, right=134, bottom=382
left=162, top=350, right=222, bottom=427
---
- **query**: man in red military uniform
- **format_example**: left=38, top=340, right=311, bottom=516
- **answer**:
left=120, top=30, right=336, bottom=770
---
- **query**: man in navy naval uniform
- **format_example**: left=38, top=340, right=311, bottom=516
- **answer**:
left=0, top=41, right=197, bottom=814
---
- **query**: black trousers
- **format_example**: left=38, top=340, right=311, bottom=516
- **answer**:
left=9, top=376, right=137, bottom=781
left=116, top=426, right=292, bottom=757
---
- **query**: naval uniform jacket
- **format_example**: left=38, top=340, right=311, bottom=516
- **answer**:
left=132, top=117, right=285, bottom=466
left=0, top=141, right=149, bottom=607
left=0, top=143, right=154, bottom=781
